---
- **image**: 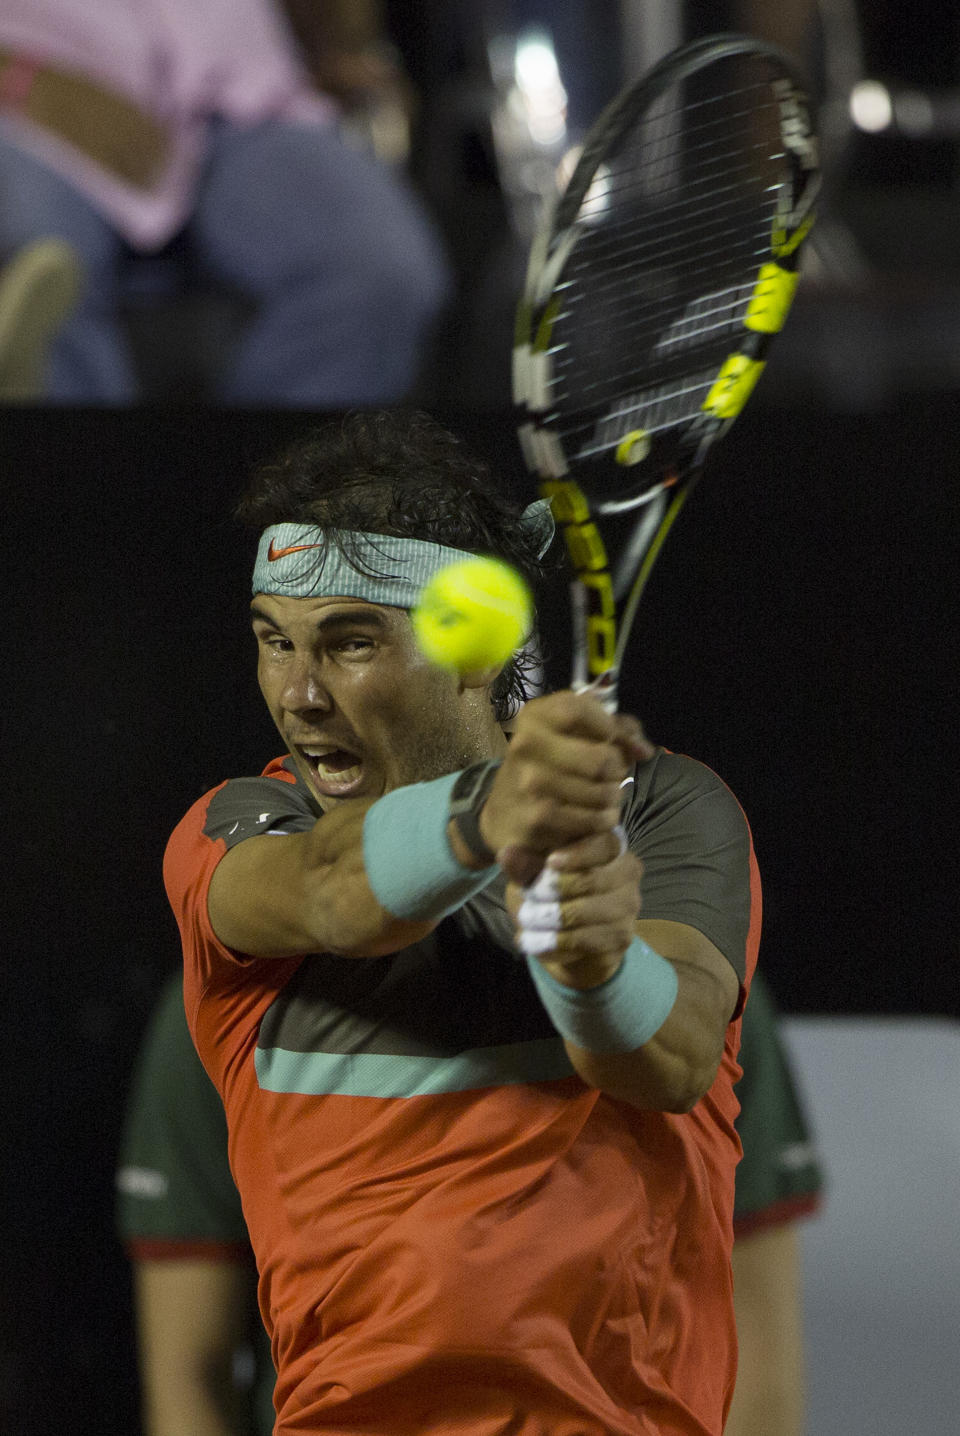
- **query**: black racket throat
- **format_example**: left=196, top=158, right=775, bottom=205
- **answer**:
left=527, top=421, right=716, bottom=516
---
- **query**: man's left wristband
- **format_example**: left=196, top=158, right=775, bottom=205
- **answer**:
left=524, top=934, right=679, bottom=1054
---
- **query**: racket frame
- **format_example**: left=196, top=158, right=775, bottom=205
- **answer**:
left=513, top=34, right=820, bottom=709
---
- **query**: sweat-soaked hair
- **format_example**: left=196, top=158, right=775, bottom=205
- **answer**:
left=236, top=410, right=555, bottom=721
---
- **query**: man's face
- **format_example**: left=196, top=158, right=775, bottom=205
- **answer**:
left=251, top=593, right=500, bottom=810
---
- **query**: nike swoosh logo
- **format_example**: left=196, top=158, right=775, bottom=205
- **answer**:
left=267, top=540, right=325, bottom=561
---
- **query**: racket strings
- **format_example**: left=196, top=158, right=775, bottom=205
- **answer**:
left=540, top=87, right=795, bottom=447
left=547, top=240, right=773, bottom=421
left=554, top=247, right=773, bottom=373
left=585, top=369, right=727, bottom=460
left=555, top=176, right=784, bottom=313
left=553, top=229, right=780, bottom=353
left=562, top=70, right=792, bottom=221
left=582, top=82, right=787, bottom=186
left=555, top=224, right=777, bottom=342
left=601, top=112, right=782, bottom=206
left=560, top=157, right=786, bottom=274
left=568, top=129, right=785, bottom=240
left=559, top=122, right=788, bottom=290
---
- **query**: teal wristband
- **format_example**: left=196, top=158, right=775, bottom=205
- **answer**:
left=525, top=935, right=679, bottom=1054
left=363, top=772, right=498, bottom=921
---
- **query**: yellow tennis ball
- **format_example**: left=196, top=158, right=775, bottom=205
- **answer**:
left=412, top=557, right=533, bottom=674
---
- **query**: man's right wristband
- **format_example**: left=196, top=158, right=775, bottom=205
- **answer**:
left=362, top=769, right=499, bottom=921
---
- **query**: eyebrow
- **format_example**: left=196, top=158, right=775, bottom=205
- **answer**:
left=249, top=603, right=392, bottom=634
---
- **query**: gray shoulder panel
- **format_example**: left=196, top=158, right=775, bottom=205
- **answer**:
left=203, top=767, right=318, bottom=850
left=622, top=750, right=755, bottom=982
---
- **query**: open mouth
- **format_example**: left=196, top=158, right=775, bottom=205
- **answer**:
left=299, top=745, right=365, bottom=797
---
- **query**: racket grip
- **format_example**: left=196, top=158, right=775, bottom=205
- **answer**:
left=573, top=671, right=619, bottom=714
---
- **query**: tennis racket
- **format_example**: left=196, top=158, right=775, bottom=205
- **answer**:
left=513, top=34, right=820, bottom=711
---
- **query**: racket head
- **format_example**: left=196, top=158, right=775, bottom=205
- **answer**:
left=513, top=35, right=819, bottom=705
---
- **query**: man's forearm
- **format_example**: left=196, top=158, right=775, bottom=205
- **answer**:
left=562, top=958, right=732, bottom=1111
left=135, top=1261, right=252, bottom=1436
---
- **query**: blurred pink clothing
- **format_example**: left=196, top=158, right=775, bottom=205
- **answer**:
left=0, top=0, right=336, bottom=248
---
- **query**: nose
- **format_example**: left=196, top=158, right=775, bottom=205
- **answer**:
left=281, top=653, right=331, bottom=717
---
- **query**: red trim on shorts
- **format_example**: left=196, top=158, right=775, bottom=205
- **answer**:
left=733, top=1192, right=822, bottom=1240
left=124, top=1237, right=252, bottom=1263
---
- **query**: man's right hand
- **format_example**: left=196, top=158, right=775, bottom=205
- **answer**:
left=478, top=692, right=654, bottom=880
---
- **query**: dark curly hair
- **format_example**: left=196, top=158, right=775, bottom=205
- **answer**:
left=236, top=410, right=555, bottom=721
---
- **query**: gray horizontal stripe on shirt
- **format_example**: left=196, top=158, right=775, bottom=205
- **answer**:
left=255, top=1036, right=574, bottom=1097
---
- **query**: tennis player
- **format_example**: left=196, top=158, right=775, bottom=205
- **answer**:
left=163, top=409, right=760, bottom=1435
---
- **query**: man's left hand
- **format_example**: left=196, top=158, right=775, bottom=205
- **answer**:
left=505, top=829, right=643, bottom=990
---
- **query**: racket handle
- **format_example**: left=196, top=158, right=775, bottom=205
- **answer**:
left=573, top=671, right=619, bottom=714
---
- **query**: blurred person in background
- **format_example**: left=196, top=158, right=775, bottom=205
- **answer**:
left=0, top=0, right=449, bottom=404
left=725, top=971, right=822, bottom=1436
left=118, top=968, right=822, bottom=1436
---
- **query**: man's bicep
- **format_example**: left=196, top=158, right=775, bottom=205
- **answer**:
left=635, top=917, right=740, bottom=1022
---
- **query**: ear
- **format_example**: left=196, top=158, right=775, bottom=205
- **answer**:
left=457, top=664, right=503, bottom=691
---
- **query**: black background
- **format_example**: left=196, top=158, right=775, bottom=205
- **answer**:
left=2, top=387, right=958, bottom=1431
